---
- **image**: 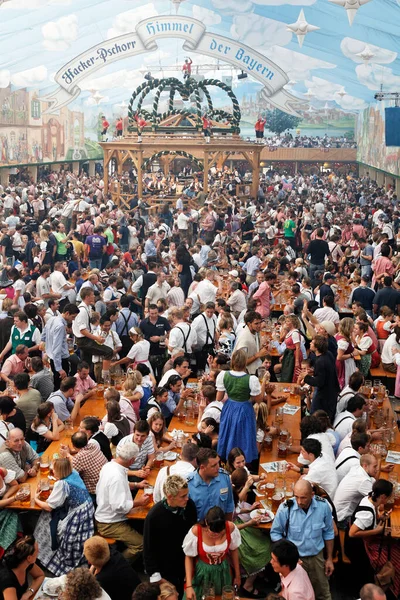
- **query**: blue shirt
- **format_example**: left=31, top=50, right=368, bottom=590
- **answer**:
left=41, top=316, right=69, bottom=372
left=116, top=308, right=139, bottom=337
left=164, top=390, right=180, bottom=418
left=187, top=468, right=234, bottom=521
left=270, top=496, right=334, bottom=557
left=144, top=239, right=157, bottom=257
left=47, top=390, right=74, bottom=422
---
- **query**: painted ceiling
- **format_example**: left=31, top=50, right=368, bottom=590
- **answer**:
left=1, top=0, right=400, bottom=114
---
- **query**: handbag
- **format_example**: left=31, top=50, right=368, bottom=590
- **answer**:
left=374, top=525, right=395, bottom=591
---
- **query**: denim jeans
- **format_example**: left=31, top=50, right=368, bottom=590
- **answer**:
left=89, top=258, right=102, bottom=270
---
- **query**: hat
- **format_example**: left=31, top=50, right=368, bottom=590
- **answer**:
left=116, top=441, right=139, bottom=461
left=0, top=270, right=13, bottom=288
left=320, top=321, right=336, bottom=336
left=229, top=269, right=239, bottom=277
left=324, top=272, right=335, bottom=281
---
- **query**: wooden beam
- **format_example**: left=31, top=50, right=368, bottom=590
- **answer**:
left=103, top=148, right=115, bottom=168
left=203, top=150, right=209, bottom=194
left=137, top=149, right=143, bottom=198
left=251, top=149, right=261, bottom=198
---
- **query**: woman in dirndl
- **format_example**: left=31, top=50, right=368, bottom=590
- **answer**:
left=183, top=506, right=241, bottom=600
left=335, top=317, right=358, bottom=389
left=349, top=479, right=400, bottom=597
left=34, top=458, right=94, bottom=576
left=216, top=349, right=262, bottom=464
left=280, top=315, right=302, bottom=384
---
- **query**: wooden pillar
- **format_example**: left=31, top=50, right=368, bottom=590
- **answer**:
left=203, top=150, right=209, bottom=194
left=251, top=149, right=261, bottom=198
left=137, top=150, right=143, bottom=198
left=103, top=149, right=109, bottom=195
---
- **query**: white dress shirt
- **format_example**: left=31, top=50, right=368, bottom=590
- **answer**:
left=72, top=302, right=92, bottom=339
left=95, top=461, right=133, bottom=523
left=303, top=452, right=338, bottom=499
left=168, top=322, right=197, bottom=354
left=333, top=411, right=356, bottom=441
left=335, top=447, right=360, bottom=482
left=191, top=313, right=217, bottom=350
left=153, top=460, right=195, bottom=503
left=49, top=271, right=69, bottom=298
left=195, top=279, right=217, bottom=304
left=333, top=464, right=375, bottom=522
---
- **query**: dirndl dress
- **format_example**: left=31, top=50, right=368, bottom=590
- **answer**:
left=183, top=523, right=240, bottom=600
left=234, top=502, right=271, bottom=576
left=217, top=372, right=258, bottom=462
left=34, top=470, right=94, bottom=576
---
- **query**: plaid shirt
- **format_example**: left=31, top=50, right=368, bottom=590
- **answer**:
left=71, top=443, right=108, bottom=494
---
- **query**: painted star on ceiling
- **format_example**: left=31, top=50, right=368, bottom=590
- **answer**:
left=329, top=0, right=372, bottom=26
left=287, top=9, right=320, bottom=48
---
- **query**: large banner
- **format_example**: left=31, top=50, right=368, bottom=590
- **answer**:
left=41, top=16, right=306, bottom=116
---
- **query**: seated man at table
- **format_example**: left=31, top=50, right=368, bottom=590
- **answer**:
left=95, top=441, right=151, bottom=564
left=153, top=442, right=199, bottom=503
left=13, top=372, right=42, bottom=431
left=117, top=420, right=155, bottom=485
left=47, top=376, right=83, bottom=423
left=0, top=344, right=28, bottom=386
left=79, top=416, right=112, bottom=461
left=83, top=535, right=140, bottom=600
left=74, top=361, right=97, bottom=401
left=60, top=431, right=108, bottom=502
left=0, top=427, right=39, bottom=482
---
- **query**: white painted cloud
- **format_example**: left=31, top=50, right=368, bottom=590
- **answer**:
left=253, top=0, right=316, bottom=5
left=81, top=69, right=143, bottom=93
left=304, top=76, right=342, bottom=101
left=267, top=46, right=336, bottom=81
left=304, top=76, right=367, bottom=109
left=0, top=70, right=10, bottom=88
left=356, top=63, right=400, bottom=91
left=231, top=13, right=292, bottom=48
left=211, top=0, right=253, bottom=14
left=341, top=37, right=397, bottom=65
left=337, top=94, right=367, bottom=110
left=107, top=4, right=157, bottom=39
left=42, top=14, right=78, bottom=51
left=11, top=65, right=48, bottom=87
left=1, top=0, right=70, bottom=8
left=192, top=5, right=221, bottom=25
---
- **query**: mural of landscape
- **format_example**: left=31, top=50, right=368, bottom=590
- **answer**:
left=357, top=103, right=400, bottom=177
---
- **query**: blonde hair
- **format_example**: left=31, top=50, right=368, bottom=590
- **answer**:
left=159, top=583, right=178, bottom=600
left=254, top=402, right=269, bottom=431
left=53, top=457, right=72, bottom=480
left=219, top=315, right=234, bottom=331
left=231, top=348, right=247, bottom=371
left=39, top=229, right=49, bottom=242
left=339, top=317, right=354, bottom=342
left=163, top=474, right=188, bottom=498
left=169, top=307, right=183, bottom=321
left=123, top=370, right=143, bottom=391
left=129, top=327, right=143, bottom=339
left=83, top=536, right=110, bottom=568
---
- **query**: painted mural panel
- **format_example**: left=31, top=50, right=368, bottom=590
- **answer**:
left=357, top=103, right=400, bottom=177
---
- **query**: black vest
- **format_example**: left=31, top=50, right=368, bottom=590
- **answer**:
left=91, top=431, right=112, bottom=461
left=141, top=272, right=157, bottom=304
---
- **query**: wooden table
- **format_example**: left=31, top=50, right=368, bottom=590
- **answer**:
left=10, top=390, right=106, bottom=511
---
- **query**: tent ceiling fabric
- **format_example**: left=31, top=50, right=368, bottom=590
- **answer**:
left=0, top=0, right=399, bottom=112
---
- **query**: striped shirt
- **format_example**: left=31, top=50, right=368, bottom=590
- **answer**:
left=117, top=434, right=155, bottom=469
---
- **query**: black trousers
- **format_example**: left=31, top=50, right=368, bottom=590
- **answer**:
left=50, top=357, right=70, bottom=391
left=76, top=337, right=113, bottom=368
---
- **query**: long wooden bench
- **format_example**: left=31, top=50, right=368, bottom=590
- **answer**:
left=370, top=364, right=396, bottom=395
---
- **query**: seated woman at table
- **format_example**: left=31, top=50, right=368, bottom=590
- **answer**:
left=102, top=401, right=130, bottom=447
left=34, top=457, right=95, bottom=576
left=231, top=467, right=271, bottom=597
left=217, top=349, right=262, bottom=464
left=226, top=447, right=266, bottom=484
left=0, top=467, right=20, bottom=552
left=198, top=417, right=219, bottom=449
left=147, top=411, right=176, bottom=452
left=29, top=401, right=65, bottom=454
left=182, top=506, right=241, bottom=600
left=0, top=535, right=44, bottom=600
left=121, top=371, right=144, bottom=420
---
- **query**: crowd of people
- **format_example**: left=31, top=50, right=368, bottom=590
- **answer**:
left=0, top=165, right=396, bottom=600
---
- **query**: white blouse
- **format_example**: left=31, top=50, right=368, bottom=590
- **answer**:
left=182, top=525, right=241, bottom=557
left=216, top=371, right=261, bottom=396
left=127, top=340, right=150, bottom=363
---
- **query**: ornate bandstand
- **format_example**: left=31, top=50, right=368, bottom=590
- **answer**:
left=100, top=76, right=262, bottom=208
